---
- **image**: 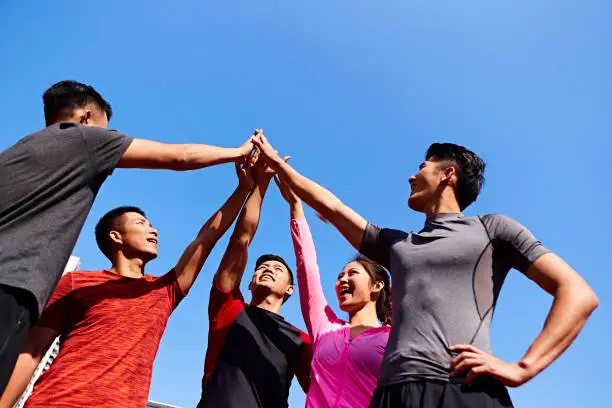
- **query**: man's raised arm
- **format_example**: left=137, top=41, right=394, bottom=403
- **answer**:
left=117, top=134, right=255, bottom=171
left=174, top=160, right=256, bottom=295
left=213, top=159, right=275, bottom=293
left=253, top=133, right=367, bottom=251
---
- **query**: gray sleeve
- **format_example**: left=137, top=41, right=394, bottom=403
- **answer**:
left=480, top=214, right=550, bottom=274
left=80, top=126, right=134, bottom=176
left=360, top=223, right=407, bottom=270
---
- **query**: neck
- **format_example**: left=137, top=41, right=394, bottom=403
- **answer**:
left=109, top=253, right=145, bottom=278
left=250, top=292, right=284, bottom=315
left=348, top=301, right=381, bottom=328
left=424, top=194, right=461, bottom=218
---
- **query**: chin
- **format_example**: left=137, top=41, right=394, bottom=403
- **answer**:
left=338, top=301, right=353, bottom=312
left=142, top=251, right=158, bottom=262
left=407, top=197, right=424, bottom=212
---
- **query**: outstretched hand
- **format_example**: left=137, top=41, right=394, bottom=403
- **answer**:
left=235, top=150, right=258, bottom=190
left=449, top=344, right=533, bottom=387
left=236, top=130, right=258, bottom=160
left=252, top=131, right=283, bottom=170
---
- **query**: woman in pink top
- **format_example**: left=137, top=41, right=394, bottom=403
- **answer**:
left=276, top=178, right=391, bottom=408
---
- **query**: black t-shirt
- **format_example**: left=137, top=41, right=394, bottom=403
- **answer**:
left=0, top=123, right=133, bottom=318
left=198, top=284, right=312, bottom=408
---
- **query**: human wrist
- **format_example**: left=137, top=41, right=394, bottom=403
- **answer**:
left=237, top=181, right=252, bottom=193
left=290, top=202, right=304, bottom=219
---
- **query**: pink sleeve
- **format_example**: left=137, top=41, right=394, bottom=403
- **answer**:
left=291, top=217, right=338, bottom=341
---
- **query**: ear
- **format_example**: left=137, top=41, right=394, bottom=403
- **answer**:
left=109, top=230, right=123, bottom=245
left=285, top=285, right=294, bottom=297
left=442, top=166, right=456, bottom=186
left=79, top=110, right=91, bottom=125
left=370, top=280, right=384, bottom=295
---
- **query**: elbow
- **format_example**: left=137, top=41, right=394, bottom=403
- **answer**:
left=567, top=284, right=599, bottom=317
left=577, top=281, right=599, bottom=315
left=584, top=291, right=599, bottom=314
left=171, top=149, right=189, bottom=171
left=167, top=145, right=192, bottom=171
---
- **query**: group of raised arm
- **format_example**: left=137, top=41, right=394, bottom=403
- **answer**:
left=0, top=80, right=599, bottom=408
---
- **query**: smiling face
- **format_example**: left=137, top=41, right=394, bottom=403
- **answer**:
left=111, top=212, right=159, bottom=261
left=335, top=261, right=381, bottom=313
left=249, top=259, right=294, bottom=301
left=407, top=158, right=455, bottom=213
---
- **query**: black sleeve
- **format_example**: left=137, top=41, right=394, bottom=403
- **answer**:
left=480, top=214, right=550, bottom=274
left=80, top=126, right=134, bottom=176
left=360, top=223, right=408, bottom=270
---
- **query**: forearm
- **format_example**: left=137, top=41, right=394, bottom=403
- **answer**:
left=178, top=144, right=244, bottom=170
left=234, top=178, right=271, bottom=242
left=0, top=353, right=40, bottom=407
left=291, top=217, right=329, bottom=336
left=117, top=139, right=247, bottom=171
left=518, top=283, right=598, bottom=380
left=277, top=161, right=367, bottom=249
left=174, top=183, right=251, bottom=294
left=277, top=161, right=341, bottom=218
left=289, top=200, right=304, bottom=220
left=198, top=184, right=251, bottom=241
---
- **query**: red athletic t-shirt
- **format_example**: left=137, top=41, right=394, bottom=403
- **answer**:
left=25, top=269, right=183, bottom=408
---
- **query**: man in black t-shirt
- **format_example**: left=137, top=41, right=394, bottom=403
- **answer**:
left=198, top=157, right=311, bottom=408
left=0, top=80, right=255, bottom=392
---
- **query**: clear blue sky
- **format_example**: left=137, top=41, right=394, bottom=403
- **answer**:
left=1, top=1, right=610, bottom=407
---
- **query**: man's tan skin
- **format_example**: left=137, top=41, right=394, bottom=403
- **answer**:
left=64, top=105, right=255, bottom=170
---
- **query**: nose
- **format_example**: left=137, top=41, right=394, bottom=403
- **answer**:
left=408, top=175, right=416, bottom=183
left=151, top=228, right=158, bottom=237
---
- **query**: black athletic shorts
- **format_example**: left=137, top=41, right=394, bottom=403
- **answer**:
left=369, top=376, right=513, bottom=408
left=0, top=285, right=33, bottom=395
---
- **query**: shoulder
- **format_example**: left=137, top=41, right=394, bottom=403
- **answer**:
left=67, top=270, right=112, bottom=284
left=477, top=213, right=535, bottom=242
left=5, top=124, right=82, bottom=153
left=365, top=223, right=410, bottom=242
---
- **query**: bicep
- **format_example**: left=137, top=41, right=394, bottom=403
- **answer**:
left=116, top=138, right=182, bottom=169
left=525, top=253, right=587, bottom=296
left=326, top=204, right=368, bottom=251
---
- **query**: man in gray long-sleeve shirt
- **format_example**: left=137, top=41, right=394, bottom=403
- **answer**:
left=0, top=80, right=255, bottom=394
left=253, top=135, right=599, bottom=408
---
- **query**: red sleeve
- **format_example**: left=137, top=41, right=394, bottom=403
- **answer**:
left=202, top=283, right=246, bottom=389
left=296, top=331, right=312, bottom=393
left=36, top=272, right=75, bottom=333
left=161, top=269, right=184, bottom=310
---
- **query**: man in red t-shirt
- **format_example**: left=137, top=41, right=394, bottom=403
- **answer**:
left=0, top=159, right=258, bottom=408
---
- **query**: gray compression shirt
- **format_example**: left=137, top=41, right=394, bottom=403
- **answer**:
left=360, top=213, right=549, bottom=387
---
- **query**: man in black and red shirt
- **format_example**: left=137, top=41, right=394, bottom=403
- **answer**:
left=198, top=158, right=311, bottom=408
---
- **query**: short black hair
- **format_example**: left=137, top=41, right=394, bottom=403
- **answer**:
left=255, top=254, right=294, bottom=286
left=43, top=80, right=113, bottom=126
left=95, top=206, right=145, bottom=260
left=426, top=143, right=485, bottom=210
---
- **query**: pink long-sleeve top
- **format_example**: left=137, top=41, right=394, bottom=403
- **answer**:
left=291, top=217, right=390, bottom=408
